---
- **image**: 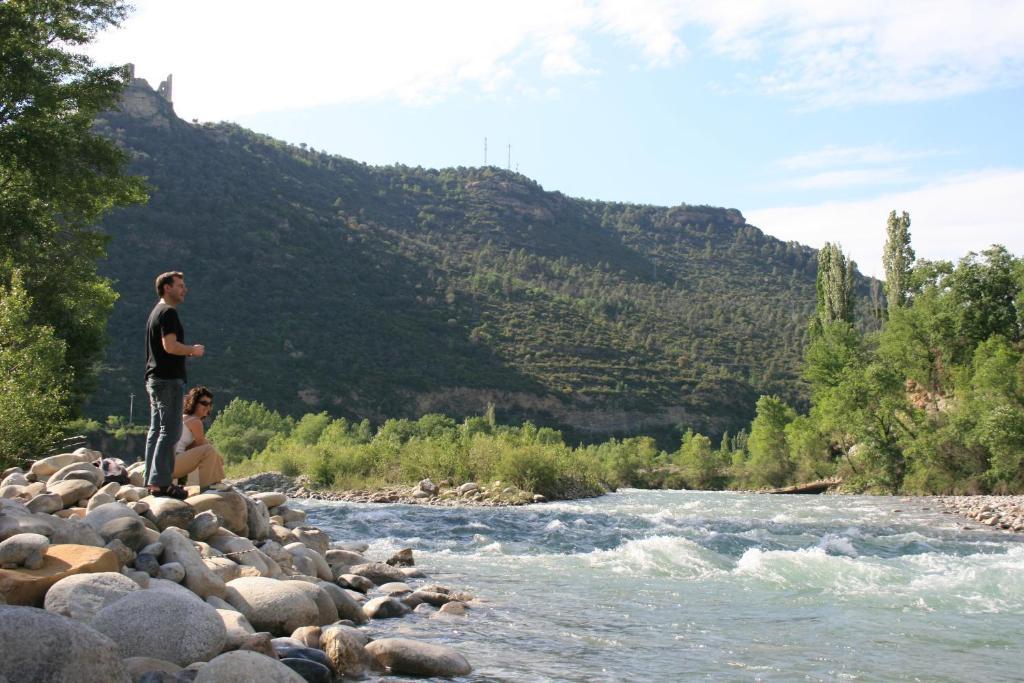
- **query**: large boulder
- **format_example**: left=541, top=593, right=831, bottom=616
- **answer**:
left=280, top=657, right=332, bottom=683
left=0, top=605, right=131, bottom=682
left=26, top=492, right=63, bottom=514
left=284, top=542, right=332, bottom=581
left=321, top=625, right=373, bottom=678
left=364, top=638, right=472, bottom=677
left=281, top=579, right=338, bottom=625
left=207, top=531, right=279, bottom=577
left=224, top=577, right=320, bottom=636
left=43, top=570, right=139, bottom=621
left=242, top=494, right=271, bottom=541
left=316, top=580, right=368, bottom=624
left=195, top=651, right=305, bottom=682
left=90, top=588, right=226, bottom=666
left=49, top=461, right=104, bottom=487
left=362, top=595, right=408, bottom=619
left=187, top=491, right=249, bottom=536
left=142, top=496, right=195, bottom=531
left=47, top=515, right=106, bottom=547
left=0, top=532, right=49, bottom=568
left=0, top=544, right=119, bottom=605
left=29, top=452, right=93, bottom=479
left=218, top=607, right=257, bottom=650
left=348, top=561, right=407, bottom=585
left=290, top=527, right=330, bottom=557
left=84, top=501, right=140, bottom=530
left=159, top=527, right=227, bottom=599
left=251, top=492, right=287, bottom=508
left=99, top=516, right=150, bottom=551
left=46, top=478, right=97, bottom=507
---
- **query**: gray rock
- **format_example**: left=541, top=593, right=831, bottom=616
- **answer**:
left=105, top=537, right=135, bottom=566
left=84, top=501, right=140, bottom=531
left=418, top=478, right=439, bottom=495
left=134, top=552, right=161, bottom=577
left=29, top=452, right=92, bottom=478
left=284, top=542, right=332, bottom=581
left=282, top=579, right=338, bottom=625
left=280, top=657, right=332, bottom=683
left=186, top=491, right=249, bottom=536
left=411, top=589, right=454, bottom=606
left=194, top=651, right=305, bottom=682
left=386, top=547, right=415, bottom=566
left=252, top=491, right=287, bottom=508
left=321, top=625, right=373, bottom=678
left=123, top=656, right=183, bottom=681
left=273, top=645, right=335, bottom=675
left=348, top=561, right=407, bottom=585
left=47, top=478, right=97, bottom=507
left=224, top=576, right=320, bottom=636
left=289, top=625, right=321, bottom=648
left=336, top=573, right=374, bottom=593
left=144, top=496, right=195, bottom=531
left=290, top=527, right=329, bottom=556
left=86, top=492, right=117, bottom=511
left=48, top=515, right=106, bottom=547
left=159, top=527, right=227, bottom=599
left=49, top=461, right=104, bottom=487
left=235, top=632, right=278, bottom=659
left=159, top=561, right=186, bottom=583
left=362, top=595, right=408, bottom=619
left=0, top=472, right=29, bottom=488
left=96, top=481, right=121, bottom=498
left=315, top=580, right=368, bottom=624
left=100, top=516, right=149, bottom=550
left=218, top=607, right=257, bottom=649
left=364, top=637, right=472, bottom=677
left=458, top=482, right=479, bottom=494
left=0, top=605, right=131, bottom=682
left=187, top=510, right=221, bottom=542
left=145, top=577, right=203, bottom=601
left=0, top=512, right=52, bottom=542
left=437, top=600, right=469, bottom=616
left=26, top=492, right=63, bottom=514
left=0, top=532, right=49, bottom=568
left=123, top=569, right=151, bottom=588
left=44, top=571, right=139, bottom=621
left=90, top=588, right=226, bottom=666
left=242, top=494, right=271, bottom=541
left=377, top=581, right=412, bottom=595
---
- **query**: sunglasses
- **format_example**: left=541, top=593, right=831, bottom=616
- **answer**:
left=197, top=399, right=213, bottom=407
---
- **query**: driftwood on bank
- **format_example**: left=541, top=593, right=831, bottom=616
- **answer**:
left=765, top=478, right=842, bottom=495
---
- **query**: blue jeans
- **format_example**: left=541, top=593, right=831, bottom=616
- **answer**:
left=144, top=377, right=184, bottom=487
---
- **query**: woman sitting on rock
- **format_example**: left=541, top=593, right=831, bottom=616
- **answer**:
left=173, top=386, right=226, bottom=489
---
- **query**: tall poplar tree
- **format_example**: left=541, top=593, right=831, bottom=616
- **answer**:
left=811, top=242, right=855, bottom=335
left=882, top=210, right=914, bottom=313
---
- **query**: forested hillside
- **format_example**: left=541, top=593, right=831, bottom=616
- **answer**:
left=88, top=80, right=871, bottom=442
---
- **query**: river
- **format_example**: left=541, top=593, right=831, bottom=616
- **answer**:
left=298, top=489, right=1024, bottom=682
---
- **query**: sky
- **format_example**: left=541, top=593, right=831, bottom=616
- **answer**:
left=86, top=0, right=1024, bottom=277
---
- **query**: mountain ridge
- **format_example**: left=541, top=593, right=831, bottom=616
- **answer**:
left=87, top=79, right=860, bottom=443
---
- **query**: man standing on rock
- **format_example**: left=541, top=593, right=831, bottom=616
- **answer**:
left=144, top=271, right=204, bottom=499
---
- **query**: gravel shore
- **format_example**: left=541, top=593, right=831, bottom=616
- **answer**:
left=935, top=495, right=1024, bottom=532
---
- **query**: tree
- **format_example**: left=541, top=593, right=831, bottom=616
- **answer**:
left=0, top=0, right=146, bottom=409
left=0, top=272, right=69, bottom=466
left=883, top=210, right=914, bottom=313
left=745, top=395, right=797, bottom=488
left=811, top=243, right=855, bottom=335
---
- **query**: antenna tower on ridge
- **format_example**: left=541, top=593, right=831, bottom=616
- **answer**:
left=507, top=142, right=511, bottom=171
left=484, top=137, right=487, bottom=165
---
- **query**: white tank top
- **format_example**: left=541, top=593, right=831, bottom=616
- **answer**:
left=175, top=416, right=199, bottom=455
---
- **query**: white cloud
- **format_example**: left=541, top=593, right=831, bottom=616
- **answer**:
left=784, top=167, right=912, bottom=190
left=747, top=169, right=1024, bottom=277
left=776, top=144, right=949, bottom=171
left=84, top=1, right=1024, bottom=119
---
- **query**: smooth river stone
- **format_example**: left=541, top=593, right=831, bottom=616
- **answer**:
left=364, top=638, right=472, bottom=677
left=0, top=544, right=119, bottom=606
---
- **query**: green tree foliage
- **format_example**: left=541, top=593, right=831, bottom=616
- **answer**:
left=0, top=272, right=69, bottom=466
left=745, top=395, right=797, bottom=488
left=205, top=398, right=294, bottom=464
left=0, top=0, right=146, bottom=409
left=882, top=210, right=914, bottom=313
left=811, top=243, right=856, bottom=335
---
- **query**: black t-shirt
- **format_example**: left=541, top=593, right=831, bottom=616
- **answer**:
left=145, top=302, right=186, bottom=381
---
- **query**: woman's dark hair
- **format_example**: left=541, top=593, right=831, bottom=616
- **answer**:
left=183, top=385, right=213, bottom=415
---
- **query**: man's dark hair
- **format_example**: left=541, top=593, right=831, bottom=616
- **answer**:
left=155, top=271, right=184, bottom=298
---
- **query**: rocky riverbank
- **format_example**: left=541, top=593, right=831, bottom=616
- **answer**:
left=228, top=471, right=604, bottom=507
left=935, top=495, right=1024, bottom=532
left=0, top=450, right=478, bottom=681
